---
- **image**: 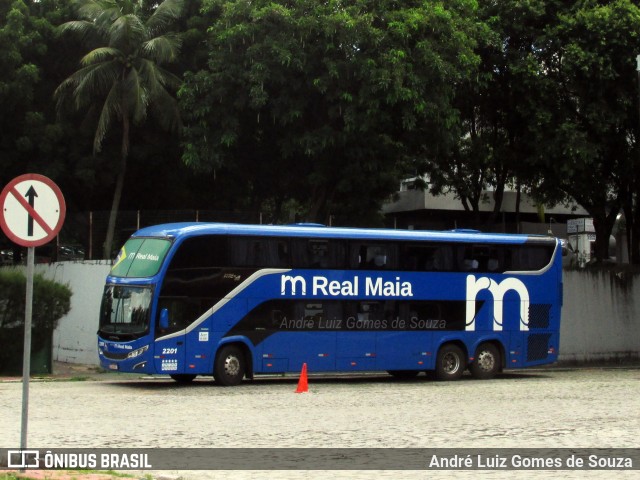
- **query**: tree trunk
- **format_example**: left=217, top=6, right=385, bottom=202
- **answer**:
left=307, top=184, right=330, bottom=223
left=592, top=206, right=619, bottom=262
left=486, top=181, right=506, bottom=230
left=103, top=153, right=128, bottom=259
left=631, top=199, right=640, bottom=264
left=103, top=116, right=130, bottom=259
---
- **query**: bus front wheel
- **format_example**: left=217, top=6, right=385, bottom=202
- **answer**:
left=214, top=345, right=246, bottom=386
left=470, top=343, right=501, bottom=380
left=435, top=344, right=466, bottom=381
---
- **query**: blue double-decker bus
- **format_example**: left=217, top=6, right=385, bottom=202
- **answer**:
left=98, top=223, right=563, bottom=385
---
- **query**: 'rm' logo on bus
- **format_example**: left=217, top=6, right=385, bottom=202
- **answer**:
left=281, top=275, right=307, bottom=296
left=465, top=275, right=530, bottom=332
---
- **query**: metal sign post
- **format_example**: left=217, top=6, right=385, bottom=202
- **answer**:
left=0, top=174, right=66, bottom=454
left=21, top=246, right=34, bottom=452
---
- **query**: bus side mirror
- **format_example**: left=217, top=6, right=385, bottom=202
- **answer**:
left=159, top=308, right=170, bottom=329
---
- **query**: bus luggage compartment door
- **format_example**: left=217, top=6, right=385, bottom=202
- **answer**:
left=336, top=332, right=376, bottom=371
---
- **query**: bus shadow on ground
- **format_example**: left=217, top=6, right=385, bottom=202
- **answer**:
left=103, top=370, right=548, bottom=390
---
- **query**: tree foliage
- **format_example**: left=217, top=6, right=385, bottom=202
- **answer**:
left=55, top=0, right=184, bottom=257
left=426, top=0, right=552, bottom=226
left=532, top=0, right=640, bottom=260
left=180, top=0, right=482, bottom=224
left=4, top=0, right=640, bottom=263
left=0, top=0, right=63, bottom=184
left=427, top=0, right=640, bottom=261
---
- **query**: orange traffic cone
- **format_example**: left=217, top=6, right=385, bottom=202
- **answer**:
left=295, top=363, right=308, bottom=393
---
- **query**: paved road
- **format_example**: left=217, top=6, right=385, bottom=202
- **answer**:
left=2, top=368, right=639, bottom=479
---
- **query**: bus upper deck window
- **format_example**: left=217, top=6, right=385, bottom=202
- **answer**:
left=353, top=244, right=395, bottom=269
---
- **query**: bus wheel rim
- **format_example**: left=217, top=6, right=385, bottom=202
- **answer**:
left=224, top=356, right=240, bottom=376
left=477, top=350, right=495, bottom=371
left=444, top=353, right=460, bottom=373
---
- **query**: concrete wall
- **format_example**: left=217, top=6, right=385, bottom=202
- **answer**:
left=559, top=269, right=640, bottom=363
left=35, top=261, right=111, bottom=365
left=26, top=262, right=640, bottom=366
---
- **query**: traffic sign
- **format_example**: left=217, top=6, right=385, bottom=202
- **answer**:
left=0, top=173, right=66, bottom=247
left=0, top=174, right=66, bottom=454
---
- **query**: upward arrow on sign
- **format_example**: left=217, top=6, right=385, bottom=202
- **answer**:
left=25, top=185, right=38, bottom=237
left=0, top=173, right=66, bottom=248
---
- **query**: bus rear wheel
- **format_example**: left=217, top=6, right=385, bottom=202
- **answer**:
left=214, top=345, right=246, bottom=386
left=470, top=343, right=501, bottom=380
left=435, top=344, right=466, bottom=381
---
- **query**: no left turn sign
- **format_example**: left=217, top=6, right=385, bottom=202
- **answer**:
left=0, top=173, right=66, bottom=247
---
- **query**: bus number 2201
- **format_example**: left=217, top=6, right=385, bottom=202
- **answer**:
left=162, top=348, right=178, bottom=355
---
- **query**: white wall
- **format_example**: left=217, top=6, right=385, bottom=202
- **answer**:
left=559, top=270, right=640, bottom=363
left=35, top=261, right=111, bottom=365
left=29, top=263, right=640, bottom=366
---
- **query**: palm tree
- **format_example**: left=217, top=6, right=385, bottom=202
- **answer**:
left=55, top=0, right=184, bottom=259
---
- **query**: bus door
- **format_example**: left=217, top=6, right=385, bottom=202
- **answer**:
left=153, top=298, right=195, bottom=375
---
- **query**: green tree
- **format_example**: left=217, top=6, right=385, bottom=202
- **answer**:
left=426, top=0, right=554, bottom=229
left=55, top=0, right=184, bottom=258
left=180, top=0, right=481, bottom=225
left=533, top=0, right=640, bottom=261
left=0, top=0, right=56, bottom=184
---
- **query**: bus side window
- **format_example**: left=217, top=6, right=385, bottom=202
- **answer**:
left=426, top=246, right=453, bottom=271
left=169, top=235, right=228, bottom=269
left=459, top=246, right=479, bottom=271
left=238, top=300, right=293, bottom=330
left=457, top=245, right=490, bottom=272
left=271, top=309, right=286, bottom=328
left=486, top=248, right=502, bottom=272
left=509, top=245, right=554, bottom=271
left=402, top=244, right=454, bottom=272
left=487, top=257, right=500, bottom=272
left=434, top=246, right=454, bottom=271
left=309, top=240, right=329, bottom=268
left=277, top=240, right=289, bottom=265
left=304, top=303, right=324, bottom=321
left=230, top=237, right=289, bottom=268
left=351, top=243, right=396, bottom=270
left=406, top=302, right=442, bottom=321
left=453, top=245, right=506, bottom=273
left=291, top=239, right=346, bottom=269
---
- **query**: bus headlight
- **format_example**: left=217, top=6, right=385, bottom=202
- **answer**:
left=127, top=345, right=149, bottom=359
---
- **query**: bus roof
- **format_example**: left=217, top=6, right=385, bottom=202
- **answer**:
left=131, top=222, right=557, bottom=246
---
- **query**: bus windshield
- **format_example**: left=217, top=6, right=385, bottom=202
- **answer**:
left=99, top=285, right=153, bottom=339
left=110, top=238, right=171, bottom=278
